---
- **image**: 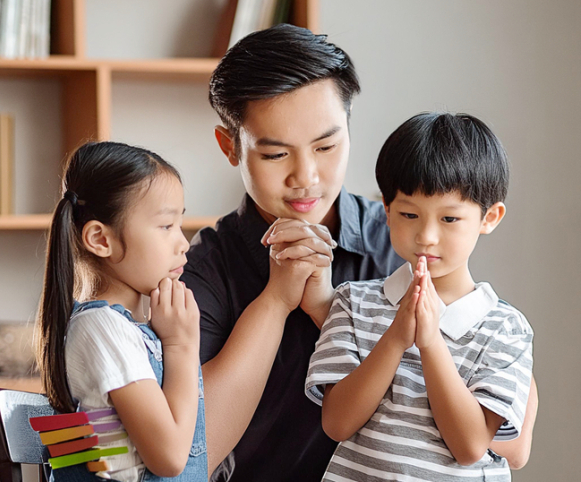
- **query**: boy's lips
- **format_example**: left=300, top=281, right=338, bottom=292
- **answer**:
left=286, top=197, right=320, bottom=213
left=416, top=253, right=440, bottom=261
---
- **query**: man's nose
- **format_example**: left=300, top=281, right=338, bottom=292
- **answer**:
left=286, top=152, right=319, bottom=189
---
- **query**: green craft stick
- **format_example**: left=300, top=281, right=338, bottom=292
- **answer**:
left=49, top=446, right=129, bottom=469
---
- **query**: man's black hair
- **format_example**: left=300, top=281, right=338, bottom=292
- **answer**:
left=376, top=112, right=509, bottom=215
left=209, top=23, right=361, bottom=140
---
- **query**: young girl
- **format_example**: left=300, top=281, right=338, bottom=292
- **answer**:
left=36, top=141, right=207, bottom=482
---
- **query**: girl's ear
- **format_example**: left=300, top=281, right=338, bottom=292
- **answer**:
left=480, top=202, right=506, bottom=234
left=214, top=125, right=239, bottom=167
left=82, top=221, right=115, bottom=258
left=382, top=196, right=391, bottom=227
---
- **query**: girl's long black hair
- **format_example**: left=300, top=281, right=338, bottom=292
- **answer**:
left=36, top=141, right=180, bottom=413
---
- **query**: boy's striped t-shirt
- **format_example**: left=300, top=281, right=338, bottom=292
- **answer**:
left=305, top=263, right=533, bottom=482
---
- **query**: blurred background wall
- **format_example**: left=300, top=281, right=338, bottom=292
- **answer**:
left=1, top=1, right=579, bottom=479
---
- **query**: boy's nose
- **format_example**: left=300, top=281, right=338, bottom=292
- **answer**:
left=286, top=153, right=319, bottom=189
left=415, top=222, right=439, bottom=246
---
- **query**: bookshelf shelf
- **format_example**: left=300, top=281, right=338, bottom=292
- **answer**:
left=0, top=214, right=220, bottom=231
left=0, top=0, right=319, bottom=230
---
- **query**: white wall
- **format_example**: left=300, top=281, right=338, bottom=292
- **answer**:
left=321, top=1, right=581, bottom=480
left=0, top=1, right=579, bottom=479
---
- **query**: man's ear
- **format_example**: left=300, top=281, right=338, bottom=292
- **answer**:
left=82, top=221, right=115, bottom=258
left=382, top=196, right=391, bottom=227
left=480, top=202, right=506, bottom=234
left=214, top=125, right=239, bottom=167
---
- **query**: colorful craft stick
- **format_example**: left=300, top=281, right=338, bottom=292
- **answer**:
left=39, top=424, right=94, bottom=445
left=30, top=412, right=89, bottom=432
left=92, top=420, right=122, bottom=432
left=97, top=431, right=128, bottom=444
left=48, top=435, right=99, bottom=457
left=86, top=461, right=110, bottom=473
left=85, top=407, right=117, bottom=421
left=49, top=446, right=129, bottom=470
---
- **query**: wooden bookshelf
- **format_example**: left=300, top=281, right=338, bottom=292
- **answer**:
left=0, top=0, right=319, bottom=231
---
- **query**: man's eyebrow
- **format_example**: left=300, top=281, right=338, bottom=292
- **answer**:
left=311, top=126, right=342, bottom=143
left=255, top=126, right=342, bottom=148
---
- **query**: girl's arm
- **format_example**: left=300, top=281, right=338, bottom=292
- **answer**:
left=110, top=278, right=200, bottom=477
left=322, top=274, right=420, bottom=441
left=489, top=375, right=538, bottom=469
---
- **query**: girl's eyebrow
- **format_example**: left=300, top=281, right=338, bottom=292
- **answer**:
left=154, top=207, right=186, bottom=216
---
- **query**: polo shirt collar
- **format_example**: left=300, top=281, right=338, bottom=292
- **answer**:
left=383, top=262, right=499, bottom=340
left=336, top=187, right=365, bottom=255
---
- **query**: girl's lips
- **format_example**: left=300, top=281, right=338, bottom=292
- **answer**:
left=170, top=266, right=184, bottom=275
left=286, top=198, right=320, bottom=213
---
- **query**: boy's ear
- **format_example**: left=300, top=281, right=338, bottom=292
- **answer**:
left=382, top=196, right=391, bottom=227
left=480, top=202, right=506, bottom=234
left=82, top=221, right=115, bottom=258
left=214, top=125, right=239, bottom=167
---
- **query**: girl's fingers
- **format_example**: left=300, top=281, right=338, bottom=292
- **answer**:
left=158, top=277, right=172, bottom=306
left=150, top=288, right=160, bottom=308
left=171, top=279, right=186, bottom=308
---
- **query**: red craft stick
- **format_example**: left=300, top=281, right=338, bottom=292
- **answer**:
left=30, top=412, right=89, bottom=432
left=48, top=435, right=99, bottom=457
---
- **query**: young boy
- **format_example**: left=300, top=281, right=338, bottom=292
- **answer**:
left=306, top=112, right=534, bottom=481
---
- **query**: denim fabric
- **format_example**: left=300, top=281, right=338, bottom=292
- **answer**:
left=51, top=300, right=207, bottom=482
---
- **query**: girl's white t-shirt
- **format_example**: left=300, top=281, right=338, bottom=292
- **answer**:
left=65, top=305, right=157, bottom=482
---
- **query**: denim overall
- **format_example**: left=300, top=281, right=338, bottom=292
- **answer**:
left=50, top=301, right=208, bottom=482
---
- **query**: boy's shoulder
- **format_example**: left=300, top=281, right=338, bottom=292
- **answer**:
left=481, top=288, right=534, bottom=336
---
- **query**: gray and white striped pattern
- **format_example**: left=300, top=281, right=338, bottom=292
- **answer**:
left=305, top=272, right=533, bottom=481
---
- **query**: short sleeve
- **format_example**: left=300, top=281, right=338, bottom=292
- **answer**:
left=66, top=307, right=156, bottom=408
left=182, top=231, right=233, bottom=365
left=468, top=311, right=534, bottom=441
left=305, top=284, right=361, bottom=405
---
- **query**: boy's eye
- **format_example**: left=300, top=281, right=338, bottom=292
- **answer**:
left=316, top=144, right=336, bottom=153
left=261, top=152, right=287, bottom=160
left=400, top=212, right=418, bottom=219
left=442, top=217, right=459, bottom=223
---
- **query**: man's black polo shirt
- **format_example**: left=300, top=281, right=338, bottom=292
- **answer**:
left=182, top=188, right=404, bottom=482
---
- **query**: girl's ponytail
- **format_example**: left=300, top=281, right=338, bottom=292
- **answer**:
left=35, top=141, right=181, bottom=413
left=37, top=194, right=78, bottom=413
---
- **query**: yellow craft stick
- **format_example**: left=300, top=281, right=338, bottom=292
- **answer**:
left=40, top=425, right=94, bottom=445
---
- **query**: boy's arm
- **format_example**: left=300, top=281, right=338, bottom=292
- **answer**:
left=321, top=273, right=420, bottom=441
left=416, top=270, right=531, bottom=466
left=420, top=338, right=506, bottom=465
left=489, top=375, right=538, bottom=469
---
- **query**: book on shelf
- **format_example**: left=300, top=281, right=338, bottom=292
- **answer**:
left=0, top=0, right=51, bottom=59
left=226, top=0, right=292, bottom=51
left=0, top=113, right=15, bottom=215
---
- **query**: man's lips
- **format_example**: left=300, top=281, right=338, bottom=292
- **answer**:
left=286, top=197, right=320, bottom=213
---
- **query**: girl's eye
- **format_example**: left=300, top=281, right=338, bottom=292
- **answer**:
left=443, top=217, right=459, bottom=223
left=162, top=224, right=173, bottom=230
left=401, top=212, right=418, bottom=219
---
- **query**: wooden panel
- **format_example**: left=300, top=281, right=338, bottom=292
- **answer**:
left=51, top=0, right=85, bottom=56
left=62, top=70, right=99, bottom=157
left=291, top=0, right=319, bottom=32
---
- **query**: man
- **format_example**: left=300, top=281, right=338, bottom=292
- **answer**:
left=182, top=24, right=537, bottom=481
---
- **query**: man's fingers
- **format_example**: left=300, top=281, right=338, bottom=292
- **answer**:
left=264, top=220, right=336, bottom=248
left=271, top=238, right=334, bottom=259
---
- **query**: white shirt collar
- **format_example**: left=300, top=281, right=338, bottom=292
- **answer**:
left=383, top=262, right=499, bottom=340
